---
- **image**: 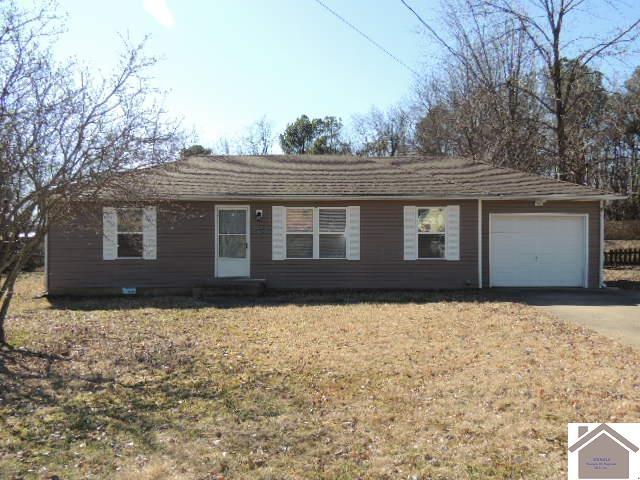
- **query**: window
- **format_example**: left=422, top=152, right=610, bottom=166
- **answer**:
left=117, top=208, right=143, bottom=258
left=218, top=209, right=247, bottom=258
left=286, top=208, right=313, bottom=258
left=417, top=207, right=446, bottom=259
left=285, top=207, right=347, bottom=259
left=319, top=208, right=346, bottom=258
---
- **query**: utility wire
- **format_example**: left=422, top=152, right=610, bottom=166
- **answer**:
left=399, top=0, right=456, bottom=58
left=312, top=0, right=420, bottom=77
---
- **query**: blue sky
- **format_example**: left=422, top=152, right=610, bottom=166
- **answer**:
left=32, top=0, right=640, bottom=150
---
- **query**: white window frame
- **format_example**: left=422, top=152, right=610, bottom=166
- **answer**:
left=116, top=207, right=144, bottom=259
left=285, top=207, right=348, bottom=260
left=285, top=207, right=314, bottom=259
left=416, top=206, right=447, bottom=260
left=317, top=207, right=347, bottom=259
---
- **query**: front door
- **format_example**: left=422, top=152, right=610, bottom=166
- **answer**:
left=216, top=206, right=250, bottom=278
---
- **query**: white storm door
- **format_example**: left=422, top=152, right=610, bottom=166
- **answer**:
left=490, top=215, right=587, bottom=287
left=216, top=206, right=250, bottom=278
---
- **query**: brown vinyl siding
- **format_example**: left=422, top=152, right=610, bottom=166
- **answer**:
left=251, top=201, right=478, bottom=289
left=48, top=200, right=479, bottom=292
left=48, top=203, right=216, bottom=291
left=481, top=200, right=601, bottom=288
left=47, top=199, right=602, bottom=293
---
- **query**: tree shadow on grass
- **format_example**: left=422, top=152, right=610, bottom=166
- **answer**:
left=46, top=289, right=493, bottom=311
left=44, top=285, right=640, bottom=314
left=0, top=346, right=229, bottom=459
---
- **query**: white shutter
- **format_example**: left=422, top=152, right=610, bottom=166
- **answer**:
left=272, top=206, right=286, bottom=260
left=143, top=206, right=157, bottom=260
left=445, top=205, right=460, bottom=261
left=403, top=206, right=417, bottom=261
left=346, top=206, right=360, bottom=260
left=102, top=207, right=117, bottom=260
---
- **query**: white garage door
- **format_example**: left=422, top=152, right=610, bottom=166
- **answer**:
left=490, top=215, right=587, bottom=287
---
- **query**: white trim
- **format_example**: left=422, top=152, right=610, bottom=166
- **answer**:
left=214, top=204, right=251, bottom=278
left=478, top=194, right=626, bottom=202
left=132, top=193, right=626, bottom=202
left=312, top=207, right=320, bottom=259
left=477, top=199, right=482, bottom=288
left=271, top=206, right=286, bottom=260
left=346, top=206, right=360, bottom=261
left=488, top=213, right=589, bottom=288
left=142, top=206, right=157, bottom=260
left=44, top=231, right=48, bottom=291
left=600, top=200, right=605, bottom=288
left=102, top=207, right=118, bottom=261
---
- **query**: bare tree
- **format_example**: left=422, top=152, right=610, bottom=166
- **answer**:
left=241, top=116, right=274, bottom=155
left=473, top=0, right=640, bottom=182
left=406, top=0, right=640, bottom=181
left=413, top=6, right=547, bottom=172
left=0, top=2, right=183, bottom=345
left=352, top=105, right=413, bottom=156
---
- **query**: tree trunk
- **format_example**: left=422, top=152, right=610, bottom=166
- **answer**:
left=0, top=288, right=14, bottom=345
left=0, top=260, right=23, bottom=345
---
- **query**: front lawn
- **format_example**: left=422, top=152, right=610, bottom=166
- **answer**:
left=2, top=274, right=640, bottom=479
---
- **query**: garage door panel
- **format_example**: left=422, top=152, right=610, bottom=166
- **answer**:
left=490, top=215, right=586, bottom=287
left=492, top=217, right=541, bottom=234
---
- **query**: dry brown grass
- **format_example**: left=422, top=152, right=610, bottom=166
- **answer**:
left=2, top=274, right=640, bottom=479
left=606, top=266, right=640, bottom=289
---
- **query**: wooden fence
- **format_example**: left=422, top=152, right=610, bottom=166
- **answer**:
left=605, top=248, right=640, bottom=266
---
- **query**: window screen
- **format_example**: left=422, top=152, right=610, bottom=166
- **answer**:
left=286, top=208, right=313, bottom=258
left=417, top=208, right=446, bottom=259
left=117, top=208, right=144, bottom=258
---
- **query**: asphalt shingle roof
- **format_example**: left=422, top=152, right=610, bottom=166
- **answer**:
left=135, top=154, right=616, bottom=200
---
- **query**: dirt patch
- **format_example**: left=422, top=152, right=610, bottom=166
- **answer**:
left=2, top=273, right=640, bottom=479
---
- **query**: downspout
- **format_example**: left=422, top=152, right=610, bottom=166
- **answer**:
left=478, top=199, right=483, bottom=288
left=600, top=200, right=605, bottom=288
left=44, top=215, right=49, bottom=293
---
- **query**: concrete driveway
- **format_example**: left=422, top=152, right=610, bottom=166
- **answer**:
left=505, top=289, right=640, bottom=348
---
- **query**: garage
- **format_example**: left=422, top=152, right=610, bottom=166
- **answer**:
left=490, top=214, right=588, bottom=287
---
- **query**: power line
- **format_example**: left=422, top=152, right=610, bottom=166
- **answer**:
left=311, top=0, right=420, bottom=77
left=399, top=0, right=455, bottom=58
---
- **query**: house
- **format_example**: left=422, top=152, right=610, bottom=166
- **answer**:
left=45, top=155, right=624, bottom=295
left=569, top=424, right=639, bottom=479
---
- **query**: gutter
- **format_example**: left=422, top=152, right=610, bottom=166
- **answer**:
left=101, top=193, right=627, bottom=202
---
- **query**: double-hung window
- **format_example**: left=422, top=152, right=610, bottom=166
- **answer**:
left=318, top=208, right=346, bottom=258
left=286, top=208, right=314, bottom=258
left=284, top=207, right=347, bottom=259
left=103, top=206, right=157, bottom=261
left=417, top=207, right=446, bottom=259
left=117, top=208, right=144, bottom=258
